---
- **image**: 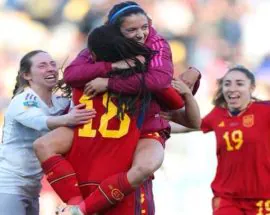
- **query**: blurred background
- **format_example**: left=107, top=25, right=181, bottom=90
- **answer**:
left=0, top=0, right=270, bottom=214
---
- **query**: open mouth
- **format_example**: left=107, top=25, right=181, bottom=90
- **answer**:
left=45, top=75, right=57, bottom=81
left=227, top=94, right=240, bottom=103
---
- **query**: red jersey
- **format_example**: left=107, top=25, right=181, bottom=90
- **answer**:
left=66, top=88, right=140, bottom=197
left=201, top=101, right=270, bottom=199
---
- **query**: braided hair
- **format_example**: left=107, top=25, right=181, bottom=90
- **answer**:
left=88, top=24, right=156, bottom=119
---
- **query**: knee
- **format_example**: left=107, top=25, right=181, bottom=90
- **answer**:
left=33, top=137, right=50, bottom=155
left=132, top=159, right=163, bottom=179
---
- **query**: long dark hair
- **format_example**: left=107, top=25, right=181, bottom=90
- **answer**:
left=12, top=50, right=46, bottom=98
left=213, top=65, right=256, bottom=107
left=88, top=24, right=156, bottom=119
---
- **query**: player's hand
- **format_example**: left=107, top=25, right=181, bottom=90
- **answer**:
left=179, top=67, right=200, bottom=90
left=111, top=55, right=145, bottom=70
left=84, top=78, right=108, bottom=97
left=56, top=205, right=84, bottom=215
left=172, top=79, right=192, bottom=97
left=160, top=111, right=173, bottom=121
left=65, top=104, right=96, bottom=126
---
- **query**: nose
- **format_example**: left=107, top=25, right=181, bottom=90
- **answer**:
left=136, top=29, right=144, bottom=39
left=48, top=64, right=57, bottom=72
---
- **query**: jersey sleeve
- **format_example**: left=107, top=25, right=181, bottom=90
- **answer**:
left=64, top=49, right=112, bottom=88
left=155, top=87, right=185, bottom=110
left=10, top=94, right=50, bottom=132
left=201, top=107, right=217, bottom=133
left=107, top=38, right=173, bottom=94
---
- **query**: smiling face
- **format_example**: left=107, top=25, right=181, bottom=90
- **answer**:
left=120, top=13, right=149, bottom=44
left=222, top=70, right=255, bottom=111
left=23, top=52, right=58, bottom=91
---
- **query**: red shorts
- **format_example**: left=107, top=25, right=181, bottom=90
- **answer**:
left=140, top=128, right=170, bottom=147
left=212, top=196, right=270, bottom=215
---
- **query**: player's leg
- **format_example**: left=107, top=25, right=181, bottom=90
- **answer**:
left=33, top=127, right=82, bottom=204
left=212, top=197, right=244, bottom=215
left=0, top=193, right=27, bottom=215
left=72, top=135, right=164, bottom=214
left=127, top=136, right=164, bottom=187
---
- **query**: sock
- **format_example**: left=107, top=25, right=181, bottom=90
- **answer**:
left=79, top=172, right=134, bottom=214
left=42, top=155, right=83, bottom=204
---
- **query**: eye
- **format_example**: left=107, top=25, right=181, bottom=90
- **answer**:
left=127, top=28, right=136, bottom=32
left=142, top=25, right=148, bottom=30
left=38, top=65, right=46, bottom=69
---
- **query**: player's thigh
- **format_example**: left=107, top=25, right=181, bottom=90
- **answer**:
left=0, top=193, right=27, bottom=215
left=132, top=138, right=164, bottom=169
left=39, top=127, right=74, bottom=154
left=212, top=197, right=244, bottom=215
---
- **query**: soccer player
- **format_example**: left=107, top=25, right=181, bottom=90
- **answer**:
left=0, top=50, right=95, bottom=215
left=34, top=2, right=200, bottom=215
left=168, top=65, right=270, bottom=215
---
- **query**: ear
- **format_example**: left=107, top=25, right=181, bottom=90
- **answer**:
left=91, top=51, right=97, bottom=62
left=250, top=84, right=256, bottom=93
left=22, top=72, right=31, bottom=81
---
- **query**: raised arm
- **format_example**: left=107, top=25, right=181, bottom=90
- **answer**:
left=163, top=79, right=201, bottom=129
left=64, top=49, right=112, bottom=88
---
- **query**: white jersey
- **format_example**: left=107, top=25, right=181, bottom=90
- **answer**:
left=0, top=88, right=70, bottom=198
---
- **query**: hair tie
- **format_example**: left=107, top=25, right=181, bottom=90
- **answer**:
left=109, top=5, right=141, bottom=24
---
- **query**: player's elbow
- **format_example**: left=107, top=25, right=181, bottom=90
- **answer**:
left=187, top=118, right=201, bottom=129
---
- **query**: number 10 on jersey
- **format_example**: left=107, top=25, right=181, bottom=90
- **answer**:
left=78, top=93, right=131, bottom=139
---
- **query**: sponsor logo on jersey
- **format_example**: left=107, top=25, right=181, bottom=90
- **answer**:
left=23, top=100, right=39, bottom=108
left=111, top=188, right=124, bottom=201
left=243, top=114, right=254, bottom=127
left=218, top=121, right=225, bottom=127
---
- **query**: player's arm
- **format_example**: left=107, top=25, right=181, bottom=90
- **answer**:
left=169, top=122, right=197, bottom=133
left=12, top=96, right=95, bottom=131
left=64, top=49, right=112, bottom=88
left=108, top=38, right=173, bottom=94
left=160, top=79, right=201, bottom=128
left=46, top=104, right=96, bottom=129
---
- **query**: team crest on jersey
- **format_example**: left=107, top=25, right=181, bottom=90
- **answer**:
left=243, top=114, right=254, bottom=127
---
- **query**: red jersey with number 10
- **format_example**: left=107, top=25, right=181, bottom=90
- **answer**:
left=201, top=101, right=270, bottom=199
left=66, top=88, right=140, bottom=197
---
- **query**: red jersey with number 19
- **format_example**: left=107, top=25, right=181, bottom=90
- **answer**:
left=201, top=101, right=270, bottom=199
left=66, top=88, right=140, bottom=197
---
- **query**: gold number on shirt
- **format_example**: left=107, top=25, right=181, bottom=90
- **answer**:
left=78, top=93, right=131, bottom=138
left=256, top=200, right=270, bottom=215
left=222, top=130, right=243, bottom=151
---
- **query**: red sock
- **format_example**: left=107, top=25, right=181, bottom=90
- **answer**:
left=79, top=172, right=133, bottom=214
left=42, top=155, right=83, bottom=204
